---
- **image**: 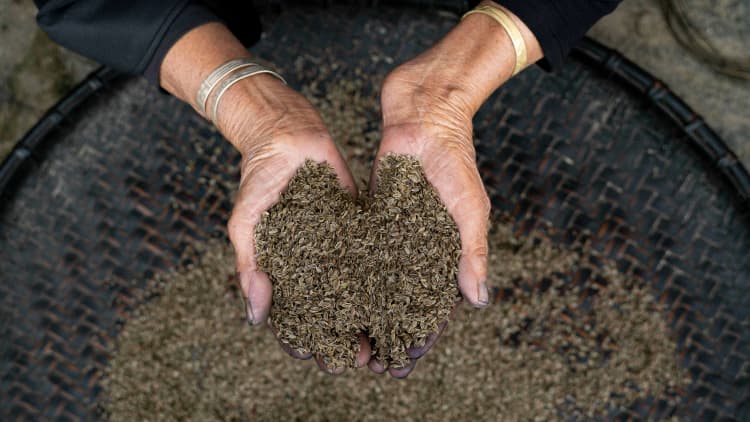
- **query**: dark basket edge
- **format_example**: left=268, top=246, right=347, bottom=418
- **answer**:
left=0, top=36, right=747, bottom=202
left=0, top=67, right=123, bottom=196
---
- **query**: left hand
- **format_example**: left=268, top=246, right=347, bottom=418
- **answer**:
left=367, top=1, right=543, bottom=378
left=366, top=59, right=491, bottom=378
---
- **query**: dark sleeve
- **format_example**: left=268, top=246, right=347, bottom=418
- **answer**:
left=490, top=0, right=623, bottom=70
left=34, top=0, right=262, bottom=85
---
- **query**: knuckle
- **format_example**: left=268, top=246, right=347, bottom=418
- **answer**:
left=468, top=242, right=489, bottom=259
left=479, top=192, right=491, bottom=217
left=227, top=208, right=255, bottom=245
left=227, top=213, right=241, bottom=236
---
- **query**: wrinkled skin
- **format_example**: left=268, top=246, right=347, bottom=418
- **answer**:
left=226, top=8, right=512, bottom=376
left=224, top=82, right=372, bottom=373
left=227, top=67, right=491, bottom=376
left=360, top=0, right=548, bottom=375
left=366, top=64, right=492, bottom=378
left=161, top=0, right=542, bottom=376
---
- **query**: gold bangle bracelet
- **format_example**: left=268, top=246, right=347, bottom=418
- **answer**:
left=462, top=5, right=528, bottom=76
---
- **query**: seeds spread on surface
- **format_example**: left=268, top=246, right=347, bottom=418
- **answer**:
left=103, top=77, right=688, bottom=420
left=104, top=226, right=687, bottom=421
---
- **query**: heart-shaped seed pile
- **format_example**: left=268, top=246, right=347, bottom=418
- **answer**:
left=255, top=155, right=461, bottom=368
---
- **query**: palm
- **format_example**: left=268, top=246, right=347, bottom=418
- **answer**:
left=366, top=71, right=492, bottom=378
left=228, top=124, right=371, bottom=373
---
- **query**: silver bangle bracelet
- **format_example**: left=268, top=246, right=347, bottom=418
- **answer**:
left=209, top=66, right=287, bottom=124
left=196, top=58, right=255, bottom=116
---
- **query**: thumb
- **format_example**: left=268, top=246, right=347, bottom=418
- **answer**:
left=428, top=158, right=491, bottom=307
left=237, top=269, right=273, bottom=326
left=228, top=182, right=277, bottom=326
left=455, top=195, right=490, bottom=307
left=458, top=243, right=489, bottom=307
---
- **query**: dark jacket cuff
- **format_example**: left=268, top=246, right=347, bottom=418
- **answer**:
left=143, top=2, right=223, bottom=85
left=35, top=0, right=226, bottom=86
left=492, top=0, right=622, bottom=70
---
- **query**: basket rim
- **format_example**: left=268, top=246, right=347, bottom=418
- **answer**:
left=0, top=35, right=747, bottom=202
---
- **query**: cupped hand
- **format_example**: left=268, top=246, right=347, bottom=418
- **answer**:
left=364, top=0, right=545, bottom=377
left=366, top=63, right=492, bottom=378
left=218, top=76, right=372, bottom=373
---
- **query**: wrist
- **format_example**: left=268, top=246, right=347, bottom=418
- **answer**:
left=216, top=75, right=328, bottom=156
left=437, top=7, right=518, bottom=105
left=382, top=1, right=542, bottom=126
left=459, top=1, right=543, bottom=90
left=160, top=23, right=251, bottom=105
left=381, top=12, right=512, bottom=128
left=159, top=22, right=328, bottom=156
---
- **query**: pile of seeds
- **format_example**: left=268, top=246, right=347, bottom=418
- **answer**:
left=103, top=224, right=687, bottom=421
left=256, top=155, right=461, bottom=368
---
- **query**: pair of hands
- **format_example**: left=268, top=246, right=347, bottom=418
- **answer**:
left=228, top=61, right=492, bottom=378
left=161, top=1, right=541, bottom=378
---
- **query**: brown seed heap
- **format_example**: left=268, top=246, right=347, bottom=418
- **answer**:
left=255, top=155, right=461, bottom=368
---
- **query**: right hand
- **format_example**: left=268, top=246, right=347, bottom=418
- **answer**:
left=363, top=1, right=544, bottom=376
left=159, top=22, right=372, bottom=374
left=218, top=75, right=372, bottom=374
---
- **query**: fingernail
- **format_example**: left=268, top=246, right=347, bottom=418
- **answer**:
left=239, top=271, right=262, bottom=326
left=237, top=272, right=256, bottom=325
left=389, top=360, right=417, bottom=379
left=407, top=346, right=424, bottom=359
left=477, top=280, right=490, bottom=307
left=368, top=359, right=387, bottom=374
left=245, top=298, right=257, bottom=325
